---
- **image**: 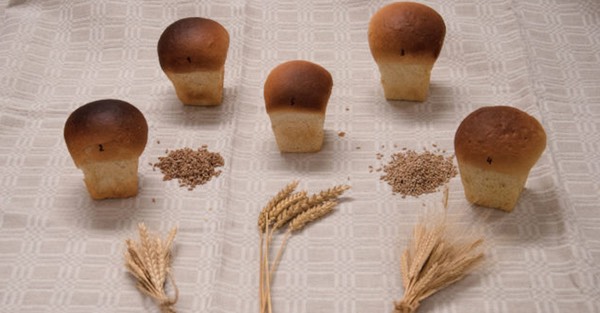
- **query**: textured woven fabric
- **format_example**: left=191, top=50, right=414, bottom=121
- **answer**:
left=0, top=1, right=599, bottom=312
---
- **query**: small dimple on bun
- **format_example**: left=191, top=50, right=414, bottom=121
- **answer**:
left=157, top=17, right=230, bottom=73
left=454, top=106, right=547, bottom=174
left=64, top=99, right=148, bottom=167
left=264, top=60, right=333, bottom=114
left=368, top=2, right=446, bottom=62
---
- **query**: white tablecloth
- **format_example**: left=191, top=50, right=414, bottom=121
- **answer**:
left=1, top=1, right=599, bottom=312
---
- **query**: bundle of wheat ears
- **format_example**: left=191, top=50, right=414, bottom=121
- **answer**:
left=394, top=188, right=485, bottom=313
left=257, top=180, right=350, bottom=313
left=125, top=223, right=179, bottom=313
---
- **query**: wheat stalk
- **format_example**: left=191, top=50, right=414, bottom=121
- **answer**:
left=258, top=181, right=350, bottom=313
left=125, top=223, right=178, bottom=313
left=394, top=213, right=484, bottom=313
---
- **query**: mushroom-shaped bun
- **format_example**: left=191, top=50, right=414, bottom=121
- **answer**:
left=368, top=2, right=446, bottom=101
left=264, top=60, right=333, bottom=153
left=158, top=17, right=230, bottom=106
left=64, top=99, right=148, bottom=200
left=454, top=106, right=546, bottom=212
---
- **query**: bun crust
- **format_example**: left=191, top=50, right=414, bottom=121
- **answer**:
left=264, top=60, right=333, bottom=152
left=454, top=106, right=546, bottom=174
left=368, top=2, right=446, bottom=63
left=64, top=99, right=148, bottom=167
left=264, top=60, right=333, bottom=114
left=158, top=17, right=230, bottom=73
left=454, top=106, right=546, bottom=211
left=64, top=99, right=148, bottom=199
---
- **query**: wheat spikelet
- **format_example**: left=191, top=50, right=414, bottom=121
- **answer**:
left=288, top=201, right=338, bottom=232
left=272, top=184, right=350, bottom=231
left=125, top=223, right=179, bottom=313
left=125, top=244, right=145, bottom=278
left=400, top=250, right=410, bottom=290
left=269, top=191, right=308, bottom=231
left=305, top=185, right=350, bottom=207
left=137, top=225, right=164, bottom=296
left=157, top=228, right=177, bottom=293
left=272, top=198, right=309, bottom=231
left=258, top=181, right=299, bottom=232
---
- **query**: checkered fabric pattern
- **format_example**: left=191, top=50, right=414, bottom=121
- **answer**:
left=0, top=1, right=598, bottom=312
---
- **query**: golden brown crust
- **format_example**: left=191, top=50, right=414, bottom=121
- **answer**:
left=264, top=60, right=333, bottom=114
left=368, top=2, right=446, bottom=62
left=64, top=99, right=148, bottom=167
left=158, top=17, right=230, bottom=73
left=454, top=106, right=546, bottom=174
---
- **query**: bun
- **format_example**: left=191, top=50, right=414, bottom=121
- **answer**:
left=368, top=2, right=446, bottom=101
left=158, top=17, right=230, bottom=106
left=454, top=106, right=546, bottom=211
left=64, top=99, right=148, bottom=199
left=264, top=60, right=333, bottom=152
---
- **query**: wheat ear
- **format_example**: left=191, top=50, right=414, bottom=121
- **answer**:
left=125, top=223, right=178, bottom=313
left=305, top=185, right=351, bottom=207
left=272, top=185, right=350, bottom=231
left=269, top=191, right=308, bottom=232
left=288, top=200, right=338, bottom=232
left=394, top=215, right=483, bottom=313
left=258, top=180, right=299, bottom=233
left=258, top=181, right=351, bottom=313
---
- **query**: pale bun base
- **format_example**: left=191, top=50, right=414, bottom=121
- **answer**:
left=376, top=61, right=433, bottom=102
left=166, top=68, right=224, bottom=106
left=458, top=162, right=528, bottom=212
left=81, top=158, right=139, bottom=200
left=269, top=111, right=325, bottom=153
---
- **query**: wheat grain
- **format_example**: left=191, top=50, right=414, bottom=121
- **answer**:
left=153, top=146, right=224, bottom=191
left=380, top=150, right=457, bottom=198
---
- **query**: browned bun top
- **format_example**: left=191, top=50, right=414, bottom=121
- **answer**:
left=157, top=17, right=230, bottom=73
left=368, top=2, right=446, bottom=62
left=454, top=106, right=547, bottom=174
left=64, top=99, right=148, bottom=167
left=264, top=60, right=333, bottom=114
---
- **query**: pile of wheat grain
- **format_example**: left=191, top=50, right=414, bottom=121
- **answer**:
left=153, top=146, right=224, bottom=190
left=380, top=149, right=457, bottom=198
